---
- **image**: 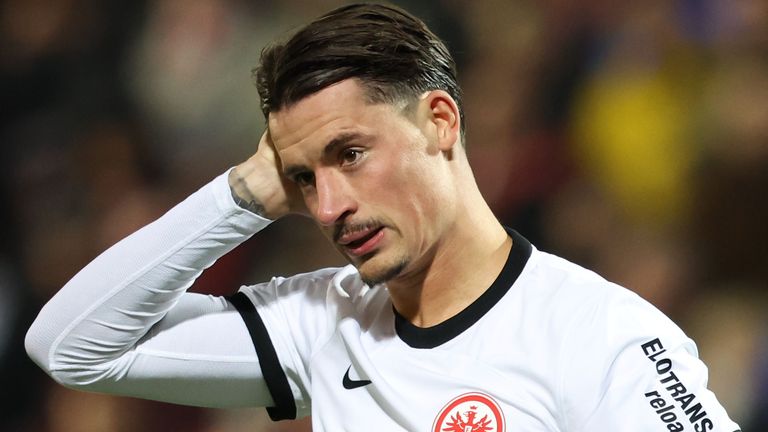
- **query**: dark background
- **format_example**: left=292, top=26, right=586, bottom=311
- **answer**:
left=2, top=0, right=766, bottom=430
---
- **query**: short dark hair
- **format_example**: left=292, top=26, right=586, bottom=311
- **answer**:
left=254, top=3, right=464, bottom=138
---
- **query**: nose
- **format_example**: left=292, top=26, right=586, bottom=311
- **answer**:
left=312, top=169, right=356, bottom=226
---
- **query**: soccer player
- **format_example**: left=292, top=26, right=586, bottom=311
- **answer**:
left=26, top=4, right=740, bottom=431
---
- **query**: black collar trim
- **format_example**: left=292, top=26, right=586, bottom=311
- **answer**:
left=394, top=228, right=532, bottom=349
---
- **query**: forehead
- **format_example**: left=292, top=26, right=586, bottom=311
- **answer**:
left=267, top=79, right=397, bottom=152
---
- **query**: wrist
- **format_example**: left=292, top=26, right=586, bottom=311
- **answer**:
left=228, top=166, right=269, bottom=218
left=228, top=157, right=295, bottom=220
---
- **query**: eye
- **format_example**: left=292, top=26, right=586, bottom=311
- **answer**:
left=293, top=171, right=315, bottom=187
left=340, top=148, right=364, bottom=166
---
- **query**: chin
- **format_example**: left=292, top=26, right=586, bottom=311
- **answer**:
left=357, top=255, right=409, bottom=287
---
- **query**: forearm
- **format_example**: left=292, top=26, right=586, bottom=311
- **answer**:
left=25, top=169, right=270, bottom=399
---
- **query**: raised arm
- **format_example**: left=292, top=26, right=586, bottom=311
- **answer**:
left=25, top=133, right=304, bottom=408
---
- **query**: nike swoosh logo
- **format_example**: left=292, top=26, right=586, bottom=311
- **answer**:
left=342, top=365, right=372, bottom=390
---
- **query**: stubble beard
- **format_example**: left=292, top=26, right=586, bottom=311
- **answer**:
left=358, top=255, right=409, bottom=287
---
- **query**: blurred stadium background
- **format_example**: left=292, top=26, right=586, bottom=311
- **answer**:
left=1, top=0, right=766, bottom=430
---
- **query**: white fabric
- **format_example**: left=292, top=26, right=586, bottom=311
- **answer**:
left=247, top=247, right=740, bottom=431
left=26, top=171, right=740, bottom=431
left=25, top=170, right=275, bottom=408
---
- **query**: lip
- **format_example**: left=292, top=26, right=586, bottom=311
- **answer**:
left=339, top=227, right=385, bottom=257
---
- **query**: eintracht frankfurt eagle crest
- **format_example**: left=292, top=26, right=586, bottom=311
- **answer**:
left=432, top=392, right=505, bottom=432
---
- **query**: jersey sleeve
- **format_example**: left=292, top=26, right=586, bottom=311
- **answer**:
left=25, top=169, right=281, bottom=408
left=229, top=267, right=342, bottom=420
left=557, top=283, right=741, bottom=432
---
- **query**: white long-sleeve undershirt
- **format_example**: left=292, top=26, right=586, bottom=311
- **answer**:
left=25, top=170, right=276, bottom=408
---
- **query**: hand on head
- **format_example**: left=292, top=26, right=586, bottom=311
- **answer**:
left=229, top=131, right=307, bottom=220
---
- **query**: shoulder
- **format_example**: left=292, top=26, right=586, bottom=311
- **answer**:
left=528, top=251, right=740, bottom=431
left=524, top=249, right=679, bottom=338
left=519, top=248, right=691, bottom=382
left=237, top=266, right=346, bottom=305
left=237, top=264, right=380, bottom=311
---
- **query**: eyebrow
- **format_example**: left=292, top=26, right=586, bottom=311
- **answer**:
left=282, top=132, right=369, bottom=179
left=324, top=132, right=367, bottom=157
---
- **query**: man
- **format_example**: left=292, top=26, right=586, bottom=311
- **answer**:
left=26, top=4, right=739, bottom=431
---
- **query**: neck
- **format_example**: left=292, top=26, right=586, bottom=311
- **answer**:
left=387, top=181, right=511, bottom=328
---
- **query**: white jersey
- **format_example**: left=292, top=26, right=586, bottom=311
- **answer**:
left=26, top=171, right=740, bottom=432
left=237, top=231, right=740, bottom=432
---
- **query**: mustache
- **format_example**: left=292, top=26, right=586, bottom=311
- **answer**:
left=333, top=219, right=385, bottom=243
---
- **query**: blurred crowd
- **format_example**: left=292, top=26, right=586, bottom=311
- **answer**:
left=1, top=0, right=766, bottom=431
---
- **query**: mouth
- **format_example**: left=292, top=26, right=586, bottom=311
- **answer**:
left=337, top=226, right=385, bottom=257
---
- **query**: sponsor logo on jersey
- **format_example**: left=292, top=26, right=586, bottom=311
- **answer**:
left=432, top=392, right=505, bottom=432
left=641, top=338, right=715, bottom=432
left=342, top=365, right=372, bottom=390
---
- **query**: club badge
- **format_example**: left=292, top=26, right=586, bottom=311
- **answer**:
left=432, top=392, right=505, bottom=432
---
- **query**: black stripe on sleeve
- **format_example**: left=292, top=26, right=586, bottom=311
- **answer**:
left=227, top=292, right=297, bottom=421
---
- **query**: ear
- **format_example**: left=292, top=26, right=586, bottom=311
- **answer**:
left=422, top=90, right=460, bottom=152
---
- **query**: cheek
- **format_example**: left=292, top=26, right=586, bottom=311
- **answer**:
left=389, top=159, right=446, bottom=220
left=299, top=190, right=318, bottom=215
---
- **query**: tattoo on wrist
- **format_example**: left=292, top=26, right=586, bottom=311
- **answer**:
left=229, top=176, right=267, bottom=217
